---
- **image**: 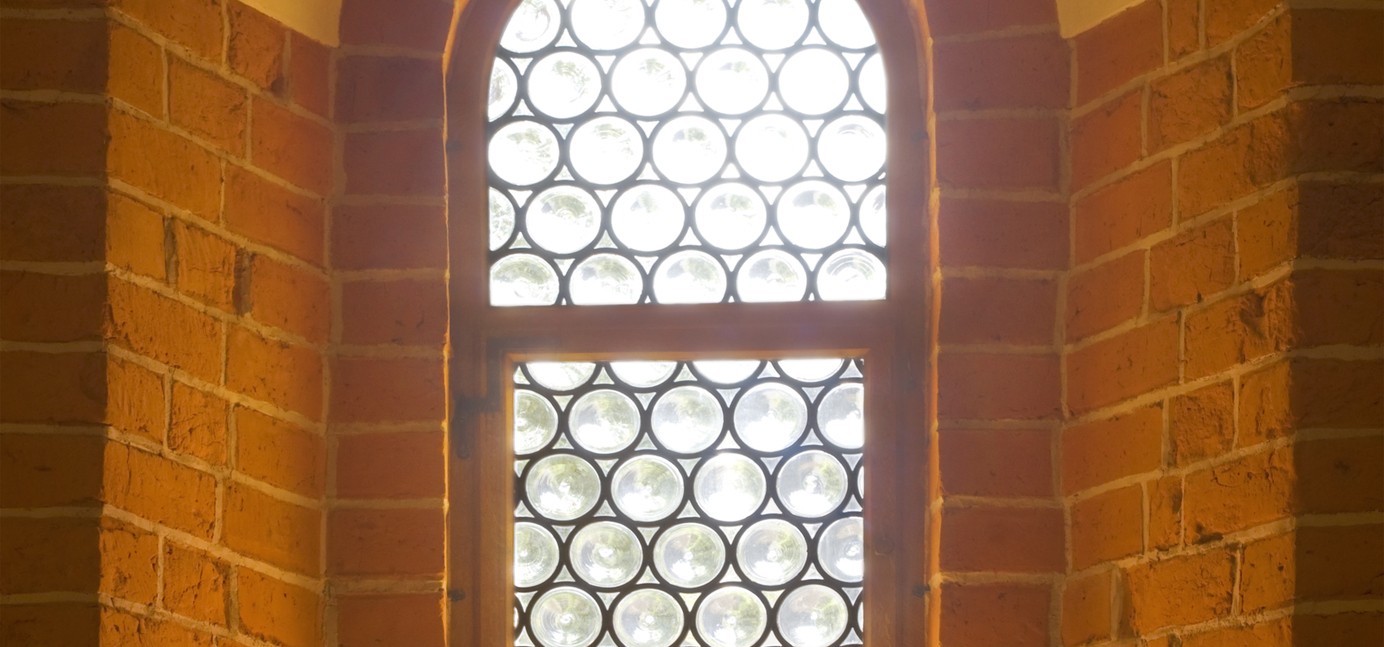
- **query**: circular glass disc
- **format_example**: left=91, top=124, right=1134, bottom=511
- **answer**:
left=612, top=455, right=685, bottom=522
left=531, top=586, right=602, bottom=647
left=817, top=0, right=876, bottom=49
left=514, top=389, right=559, bottom=455
left=860, top=185, right=887, bottom=246
left=491, top=254, right=559, bottom=306
left=778, top=181, right=851, bottom=249
left=570, top=254, right=643, bottom=305
left=614, top=589, right=685, bottom=647
left=777, top=585, right=850, bottom=647
left=818, top=115, right=886, bottom=182
left=736, top=250, right=808, bottom=303
left=695, top=587, right=768, bottom=647
left=733, top=382, right=808, bottom=452
left=653, top=251, right=727, bottom=304
left=526, top=454, right=601, bottom=521
left=775, top=450, right=848, bottom=518
left=818, top=517, right=864, bottom=582
left=694, top=453, right=767, bottom=522
left=514, top=521, right=560, bottom=588
left=612, top=48, right=688, bottom=117
left=735, top=115, right=808, bottom=183
left=489, top=60, right=518, bottom=120
left=777, top=358, right=844, bottom=383
left=736, top=0, right=809, bottom=50
left=695, top=183, right=767, bottom=251
left=779, top=49, right=850, bottom=115
left=654, top=522, right=726, bottom=588
left=569, top=389, right=641, bottom=454
left=817, top=383, right=865, bottom=448
left=489, top=187, right=516, bottom=251
left=818, top=249, right=886, bottom=301
left=736, top=519, right=808, bottom=586
left=500, top=0, right=561, bottom=54
left=610, top=185, right=686, bottom=253
left=692, top=360, right=761, bottom=384
left=654, top=0, right=727, bottom=49
left=610, top=361, right=677, bottom=387
left=570, top=521, right=643, bottom=588
left=490, top=122, right=559, bottom=186
left=526, top=362, right=597, bottom=391
left=695, top=49, right=769, bottom=115
left=570, top=116, right=645, bottom=185
left=651, top=386, right=724, bottom=454
left=528, top=52, right=603, bottom=119
left=653, top=116, right=728, bottom=184
left=570, top=0, right=645, bottom=50
left=527, top=186, right=602, bottom=254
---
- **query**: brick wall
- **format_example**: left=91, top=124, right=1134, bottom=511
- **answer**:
left=1061, top=1, right=1383, bottom=645
left=1, top=1, right=332, bottom=644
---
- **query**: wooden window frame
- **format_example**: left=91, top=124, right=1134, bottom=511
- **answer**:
left=444, top=0, right=934, bottom=644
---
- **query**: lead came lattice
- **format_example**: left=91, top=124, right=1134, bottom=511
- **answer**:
left=513, top=358, right=866, bottom=647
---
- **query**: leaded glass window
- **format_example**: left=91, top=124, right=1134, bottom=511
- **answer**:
left=487, top=0, right=887, bottom=306
left=513, top=358, right=865, bottom=647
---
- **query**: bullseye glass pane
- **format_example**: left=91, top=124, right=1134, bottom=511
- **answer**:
left=489, top=0, right=886, bottom=306
left=514, top=358, right=864, bottom=645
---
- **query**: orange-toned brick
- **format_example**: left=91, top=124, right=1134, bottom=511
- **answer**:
left=1183, top=279, right=1294, bottom=380
left=939, top=581, right=1051, bottom=647
left=0, top=604, right=98, bottom=645
left=1168, top=381, right=1233, bottom=466
left=1239, top=359, right=1384, bottom=446
left=1297, top=182, right=1384, bottom=261
left=339, top=0, right=454, bottom=51
left=937, top=197, right=1068, bottom=270
left=1072, top=485, right=1143, bottom=569
left=1294, top=269, right=1384, bottom=348
left=1294, top=10, right=1384, bottom=87
left=1242, top=525, right=1384, bottom=613
left=228, top=0, right=285, bottom=92
left=287, top=32, right=331, bottom=117
left=113, top=0, right=224, bottom=61
left=1236, top=186, right=1296, bottom=278
left=0, top=352, right=106, bottom=425
left=336, top=593, right=446, bottom=647
left=1066, top=251, right=1144, bottom=342
left=1150, top=55, right=1232, bottom=152
left=1183, top=445, right=1294, bottom=542
left=107, top=193, right=167, bottom=280
left=331, top=203, right=448, bottom=270
left=168, top=57, right=248, bottom=154
left=161, top=542, right=228, bottom=626
left=1295, top=613, right=1384, bottom=646
left=1062, top=571, right=1112, bottom=646
left=99, top=519, right=162, bottom=604
left=243, top=254, right=330, bottom=343
left=1296, top=434, right=1384, bottom=515
left=250, top=98, right=333, bottom=195
left=937, top=352, right=1061, bottom=421
left=1206, top=0, right=1280, bottom=46
left=1074, top=0, right=1163, bottom=103
left=1235, top=13, right=1291, bottom=111
left=224, top=165, right=326, bottom=265
left=340, top=277, right=448, bottom=346
left=1177, top=112, right=1289, bottom=219
left=0, top=18, right=106, bottom=93
left=172, top=220, right=237, bottom=311
left=940, top=505, right=1064, bottom=573
left=343, top=128, right=447, bottom=196
left=169, top=381, right=228, bottom=464
left=108, top=111, right=222, bottom=220
left=1147, top=475, right=1182, bottom=551
left=0, top=516, right=98, bottom=595
left=0, top=184, right=105, bottom=262
left=337, top=55, right=445, bottom=123
left=1180, top=617, right=1290, bottom=647
left=103, top=441, right=217, bottom=539
left=224, top=483, right=321, bottom=575
left=933, top=33, right=1068, bottom=111
left=1167, top=0, right=1200, bottom=58
left=330, top=356, right=445, bottom=423
left=106, top=278, right=223, bottom=382
left=99, top=605, right=216, bottom=646
left=106, top=355, right=164, bottom=442
left=0, top=271, right=105, bottom=342
left=935, top=116, right=1060, bottom=191
left=1150, top=217, right=1236, bottom=311
left=336, top=431, right=446, bottom=499
left=939, top=276, right=1056, bottom=345
left=226, top=327, right=323, bottom=419
left=234, top=407, right=325, bottom=498
left=1071, top=91, right=1142, bottom=189
left=1073, top=160, right=1173, bottom=264
left=0, top=433, right=104, bottom=507
left=1067, top=317, right=1179, bottom=414
left=926, top=0, right=1057, bottom=36
left=108, top=21, right=164, bottom=116
left=328, top=507, right=445, bottom=576
left=1121, top=549, right=1234, bottom=634
left=237, top=568, right=321, bottom=647
left=1289, top=100, right=1384, bottom=175
left=0, top=101, right=106, bottom=177
left=1063, top=406, right=1162, bottom=494
left=939, top=428, right=1054, bottom=498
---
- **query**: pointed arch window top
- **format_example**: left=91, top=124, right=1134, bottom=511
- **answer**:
left=487, top=0, right=888, bottom=307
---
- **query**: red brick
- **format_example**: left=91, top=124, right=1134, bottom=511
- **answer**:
left=939, top=582, right=1050, bottom=647
left=1168, top=381, right=1233, bottom=466
left=114, top=0, right=224, bottom=61
left=330, top=356, right=445, bottom=423
left=224, top=483, right=321, bottom=575
left=103, top=441, right=217, bottom=539
left=0, top=185, right=105, bottom=262
left=172, top=220, right=237, bottom=312
left=1294, top=269, right=1384, bottom=348
left=287, top=32, right=331, bottom=117
left=940, top=505, right=1064, bottom=573
left=336, top=431, right=445, bottom=499
left=234, top=407, right=325, bottom=498
left=336, top=594, right=446, bottom=647
left=1235, top=13, right=1291, bottom=111
left=1148, top=475, right=1182, bottom=551
left=226, top=327, right=323, bottom=419
left=0, top=516, right=98, bottom=595
left=337, top=55, right=444, bottom=123
left=1071, top=91, right=1142, bottom=189
left=1149, top=217, right=1236, bottom=311
left=1066, top=251, right=1144, bottom=342
left=237, top=568, right=321, bottom=647
left=168, top=57, right=248, bottom=154
left=1074, top=0, right=1163, bottom=103
left=251, top=98, right=333, bottom=195
left=939, top=276, right=1056, bottom=345
left=108, top=111, right=222, bottom=220
left=0, top=101, right=106, bottom=177
left=1071, top=485, right=1143, bottom=569
left=939, top=428, right=1053, bottom=498
left=105, top=280, right=222, bottom=381
left=340, top=0, right=454, bottom=50
left=1289, top=100, right=1384, bottom=175
left=225, top=165, right=326, bottom=265
left=1295, top=614, right=1384, bottom=647
left=340, top=277, right=448, bottom=346
left=1297, top=182, right=1384, bottom=260
left=1184, top=445, right=1294, bottom=542
left=935, top=117, right=1060, bottom=191
left=0, top=604, right=98, bottom=645
left=332, top=203, right=448, bottom=270
left=98, top=518, right=160, bottom=604
left=228, top=0, right=285, bottom=92
left=1293, top=10, right=1384, bottom=87
left=169, top=381, right=228, bottom=465
left=106, top=356, right=164, bottom=442
left=1296, top=435, right=1384, bottom=515
left=937, top=352, right=1061, bottom=421
left=1063, top=405, right=1163, bottom=494
left=1062, top=571, right=1112, bottom=646
left=1183, top=279, right=1294, bottom=380
left=243, top=255, right=329, bottom=343
left=99, top=605, right=215, bottom=646
left=0, top=18, right=106, bottom=93
left=934, top=33, right=1068, bottom=111
left=109, top=22, right=163, bottom=116
left=1150, top=55, right=1233, bottom=152
left=1241, top=525, right=1384, bottom=613
left=0, top=433, right=104, bottom=507
left=925, top=0, right=1057, bottom=36
left=1073, top=161, right=1173, bottom=264
left=1178, top=112, right=1290, bottom=219
left=937, top=198, right=1068, bottom=270
left=328, top=507, right=445, bottom=576
left=1239, top=359, right=1384, bottom=446
left=0, top=352, right=105, bottom=424
left=1121, top=549, right=1234, bottom=634
left=1206, top=0, right=1280, bottom=46
left=162, top=542, right=228, bottom=626
left=1180, top=617, right=1291, bottom=647
left=344, top=128, right=447, bottom=196
left=1167, top=0, right=1200, bottom=59
left=1066, top=317, right=1179, bottom=414
left=107, top=193, right=167, bottom=280
left=0, top=271, right=105, bottom=342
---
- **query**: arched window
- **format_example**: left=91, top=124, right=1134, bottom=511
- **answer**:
left=446, top=0, right=931, bottom=643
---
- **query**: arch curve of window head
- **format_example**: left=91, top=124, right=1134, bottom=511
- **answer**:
left=486, top=0, right=888, bottom=307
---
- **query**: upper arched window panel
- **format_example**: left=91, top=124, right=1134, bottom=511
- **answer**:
left=486, top=0, right=887, bottom=307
